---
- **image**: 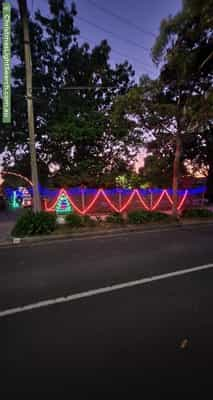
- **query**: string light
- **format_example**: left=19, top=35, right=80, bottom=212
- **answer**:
left=55, top=192, right=73, bottom=215
left=135, top=190, right=150, bottom=211
left=165, top=190, right=173, bottom=205
left=119, top=190, right=136, bottom=213
left=151, top=190, right=167, bottom=211
left=43, top=188, right=189, bottom=214
left=2, top=171, right=33, bottom=187
left=177, top=190, right=188, bottom=210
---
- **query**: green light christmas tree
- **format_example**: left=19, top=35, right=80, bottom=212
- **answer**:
left=55, top=192, right=73, bottom=214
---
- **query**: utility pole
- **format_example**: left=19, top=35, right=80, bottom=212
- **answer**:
left=18, top=0, right=41, bottom=212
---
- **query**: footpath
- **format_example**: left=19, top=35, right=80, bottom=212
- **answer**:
left=1, top=217, right=213, bottom=248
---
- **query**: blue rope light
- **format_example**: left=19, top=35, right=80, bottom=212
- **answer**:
left=4, top=185, right=207, bottom=200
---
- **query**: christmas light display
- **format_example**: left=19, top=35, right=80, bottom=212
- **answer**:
left=20, top=187, right=32, bottom=207
left=2, top=171, right=33, bottom=186
left=9, top=187, right=32, bottom=209
left=55, top=190, right=73, bottom=214
left=44, top=188, right=189, bottom=215
left=11, top=190, right=21, bottom=209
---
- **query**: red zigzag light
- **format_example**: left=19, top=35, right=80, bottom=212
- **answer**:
left=44, top=189, right=188, bottom=214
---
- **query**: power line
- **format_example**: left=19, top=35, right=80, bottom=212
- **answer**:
left=86, top=0, right=157, bottom=39
left=77, top=15, right=150, bottom=53
left=79, top=34, right=154, bottom=74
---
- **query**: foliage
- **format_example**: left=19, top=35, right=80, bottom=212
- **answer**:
left=115, top=171, right=146, bottom=189
left=65, top=213, right=84, bottom=228
left=106, top=212, right=125, bottom=224
left=182, top=208, right=213, bottom=218
left=82, top=215, right=97, bottom=227
left=152, top=0, right=213, bottom=66
left=11, top=211, right=56, bottom=237
left=65, top=213, right=96, bottom=228
left=0, top=0, right=141, bottom=183
left=141, top=155, right=173, bottom=188
left=113, top=0, right=213, bottom=212
left=151, top=0, right=213, bottom=202
left=127, top=210, right=170, bottom=224
left=113, top=73, right=192, bottom=214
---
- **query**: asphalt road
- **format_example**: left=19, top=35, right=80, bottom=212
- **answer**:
left=1, top=225, right=213, bottom=395
left=0, top=210, right=21, bottom=241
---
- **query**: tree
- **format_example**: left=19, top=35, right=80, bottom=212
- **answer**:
left=141, top=155, right=173, bottom=188
left=152, top=0, right=213, bottom=203
left=0, top=0, right=141, bottom=185
left=113, top=74, right=192, bottom=212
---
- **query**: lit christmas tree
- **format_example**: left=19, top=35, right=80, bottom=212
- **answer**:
left=55, top=192, right=72, bottom=214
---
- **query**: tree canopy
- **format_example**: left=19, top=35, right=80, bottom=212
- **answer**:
left=0, top=0, right=141, bottom=185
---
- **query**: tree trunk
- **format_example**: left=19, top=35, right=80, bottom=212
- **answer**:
left=18, top=0, right=41, bottom=212
left=172, top=133, right=181, bottom=216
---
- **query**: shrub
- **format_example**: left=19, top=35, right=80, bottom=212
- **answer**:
left=182, top=208, right=213, bottom=218
left=128, top=210, right=170, bottom=224
left=106, top=212, right=124, bottom=224
left=66, top=214, right=97, bottom=228
left=12, top=211, right=56, bottom=237
left=66, top=213, right=84, bottom=227
left=82, top=215, right=97, bottom=227
left=150, top=211, right=171, bottom=222
left=128, top=210, right=152, bottom=224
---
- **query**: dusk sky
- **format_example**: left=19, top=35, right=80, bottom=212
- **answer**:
left=1, top=0, right=182, bottom=169
left=5, top=0, right=182, bottom=81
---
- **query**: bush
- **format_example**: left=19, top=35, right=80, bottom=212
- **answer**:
left=82, top=215, right=97, bottom=227
left=150, top=211, right=171, bottom=222
left=66, top=213, right=84, bottom=227
left=182, top=208, right=213, bottom=218
left=106, top=212, right=124, bottom=224
left=12, top=211, right=56, bottom=237
left=127, top=210, right=170, bottom=224
left=66, top=213, right=97, bottom=228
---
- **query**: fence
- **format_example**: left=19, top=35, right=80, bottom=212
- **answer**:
left=5, top=186, right=206, bottom=215
left=42, top=186, right=205, bottom=215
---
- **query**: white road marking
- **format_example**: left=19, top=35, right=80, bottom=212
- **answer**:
left=1, top=263, right=213, bottom=319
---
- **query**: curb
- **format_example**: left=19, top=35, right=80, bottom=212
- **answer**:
left=1, top=219, right=213, bottom=248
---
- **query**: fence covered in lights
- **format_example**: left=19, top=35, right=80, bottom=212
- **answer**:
left=5, top=186, right=206, bottom=215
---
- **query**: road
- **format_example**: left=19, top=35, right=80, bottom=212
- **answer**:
left=0, top=210, right=21, bottom=241
left=1, top=225, right=213, bottom=395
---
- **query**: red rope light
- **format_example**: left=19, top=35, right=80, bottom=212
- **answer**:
left=164, top=189, right=188, bottom=210
left=44, top=189, right=65, bottom=212
left=77, top=189, right=103, bottom=215
left=44, top=189, right=83, bottom=214
left=177, top=190, right=188, bottom=210
left=135, top=190, right=150, bottom=211
left=164, top=190, right=173, bottom=205
left=101, top=190, right=120, bottom=212
left=151, top=190, right=166, bottom=211
left=43, top=188, right=189, bottom=214
left=119, top=190, right=136, bottom=213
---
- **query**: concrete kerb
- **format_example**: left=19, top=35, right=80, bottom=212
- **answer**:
left=1, top=219, right=213, bottom=248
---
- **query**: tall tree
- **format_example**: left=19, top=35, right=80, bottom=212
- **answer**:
left=152, top=0, right=213, bottom=203
left=112, top=74, right=190, bottom=210
left=0, top=0, right=140, bottom=185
